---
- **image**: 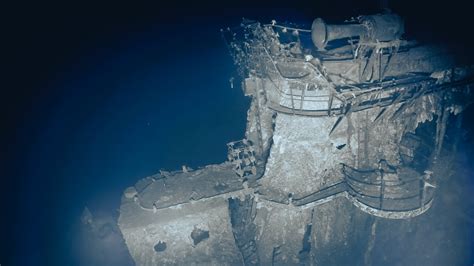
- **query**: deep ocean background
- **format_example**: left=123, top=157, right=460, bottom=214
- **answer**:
left=3, top=0, right=474, bottom=265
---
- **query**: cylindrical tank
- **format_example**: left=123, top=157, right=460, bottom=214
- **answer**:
left=311, top=18, right=366, bottom=50
left=359, top=14, right=404, bottom=42
left=311, top=13, right=404, bottom=50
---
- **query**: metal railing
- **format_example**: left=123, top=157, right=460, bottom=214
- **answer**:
left=342, top=164, right=435, bottom=212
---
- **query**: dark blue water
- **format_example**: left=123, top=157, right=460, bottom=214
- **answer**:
left=11, top=21, right=252, bottom=265
left=4, top=7, right=318, bottom=265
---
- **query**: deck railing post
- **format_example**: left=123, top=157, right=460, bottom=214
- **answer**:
left=289, top=82, right=295, bottom=113
left=328, top=93, right=334, bottom=116
left=300, top=83, right=307, bottom=110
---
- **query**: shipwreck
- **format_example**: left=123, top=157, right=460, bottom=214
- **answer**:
left=117, top=13, right=473, bottom=265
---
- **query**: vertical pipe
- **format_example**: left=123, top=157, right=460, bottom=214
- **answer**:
left=379, top=170, right=385, bottom=210
left=453, top=113, right=463, bottom=154
left=419, top=178, right=425, bottom=209
left=435, top=107, right=450, bottom=159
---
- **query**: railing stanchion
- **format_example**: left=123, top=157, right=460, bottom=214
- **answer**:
left=328, top=93, right=334, bottom=116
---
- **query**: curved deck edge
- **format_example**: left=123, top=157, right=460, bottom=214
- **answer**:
left=348, top=195, right=434, bottom=219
